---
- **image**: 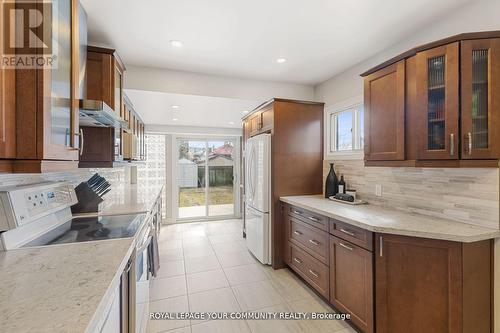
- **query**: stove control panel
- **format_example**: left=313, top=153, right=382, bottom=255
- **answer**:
left=0, top=182, right=77, bottom=231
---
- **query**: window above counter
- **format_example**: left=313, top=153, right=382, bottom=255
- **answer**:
left=324, top=98, right=364, bottom=160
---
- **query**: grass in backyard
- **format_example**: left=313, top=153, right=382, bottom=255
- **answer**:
left=179, top=186, right=233, bottom=207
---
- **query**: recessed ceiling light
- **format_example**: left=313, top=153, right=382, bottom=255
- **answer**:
left=276, top=58, right=287, bottom=64
left=172, top=118, right=178, bottom=121
left=229, top=121, right=235, bottom=125
left=242, top=110, right=249, bottom=114
left=171, top=105, right=180, bottom=109
left=169, top=40, right=183, bottom=48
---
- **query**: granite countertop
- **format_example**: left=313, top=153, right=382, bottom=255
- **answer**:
left=0, top=238, right=135, bottom=333
left=280, top=195, right=500, bottom=242
left=96, top=183, right=164, bottom=216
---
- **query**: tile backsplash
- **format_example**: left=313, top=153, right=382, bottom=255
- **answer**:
left=324, top=160, right=500, bottom=229
left=0, top=168, right=126, bottom=188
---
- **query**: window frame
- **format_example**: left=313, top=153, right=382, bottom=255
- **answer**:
left=324, top=97, right=364, bottom=160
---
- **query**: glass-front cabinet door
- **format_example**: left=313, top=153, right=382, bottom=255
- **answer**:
left=461, top=39, right=500, bottom=159
left=416, top=43, right=459, bottom=160
left=45, top=0, right=79, bottom=160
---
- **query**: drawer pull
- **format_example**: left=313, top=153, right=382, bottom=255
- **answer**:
left=308, top=216, right=320, bottom=223
left=293, top=230, right=303, bottom=236
left=293, top=257, right=302, bottom=264
left=292, top=209, right=302, bottom=215
left=309, top=239, right=320, bottom=246
left=338, top=242, right=354, bottom=251
left=339, top=228, right=356, bottom=237
left=308, top=269, right=319, bottom=278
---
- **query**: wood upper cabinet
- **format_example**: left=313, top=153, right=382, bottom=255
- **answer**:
left=248, top=112, right=262, bottom=136
left=375, top=234, right=491, bottom=333
left=416, top=43, right=459, bottom=160
left=330, top=235, right=373, bottom=333
left=0, top=66, right=16, bottom=162
left=461, top=38, right=500, bottom=159
left=364, top=60, right=405, bottom=161
left=86, top=46, right=125, bottom=116
left=15, top=0, right=81, bottom=172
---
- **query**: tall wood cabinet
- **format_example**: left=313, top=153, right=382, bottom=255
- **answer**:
left=14, top=0, right=82, bottom=172
left=243, top=99, right=324, bottom=269
left=362, top=31, right=500, bottom=167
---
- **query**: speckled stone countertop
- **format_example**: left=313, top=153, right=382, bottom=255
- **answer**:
left=88, top=183, right=164, bottom=216
left=281, top=195, right=500, bottom=242
left=0, top=238, right=135, bottom=333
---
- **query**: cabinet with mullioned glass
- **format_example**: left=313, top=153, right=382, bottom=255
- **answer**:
left=461, top=39, right=500, bottom=159
left=416, top=43, right=460, bottom=160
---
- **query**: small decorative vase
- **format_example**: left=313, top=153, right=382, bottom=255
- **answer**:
left=325, top=163, right=339, bottom=198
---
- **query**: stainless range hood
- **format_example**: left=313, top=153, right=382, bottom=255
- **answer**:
left=79, top=100, right=128, bottom=128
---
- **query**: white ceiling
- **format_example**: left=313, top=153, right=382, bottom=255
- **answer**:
left=125, top=89, right=260, bottom=128
left=81, top=0, right=473, bottom=85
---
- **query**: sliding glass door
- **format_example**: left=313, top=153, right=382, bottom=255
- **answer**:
left=176, top=138, right=239, bottom=221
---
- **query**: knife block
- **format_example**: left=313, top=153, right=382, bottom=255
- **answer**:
left=71, top=182, right=104, bottom=214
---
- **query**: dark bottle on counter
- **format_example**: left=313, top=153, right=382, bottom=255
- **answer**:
left=325, top=163, right=339, bottom=198
left=338, top=174, right=346, bottom=194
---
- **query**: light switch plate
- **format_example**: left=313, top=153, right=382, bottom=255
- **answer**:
left=375, top=184, right=382, bottom=197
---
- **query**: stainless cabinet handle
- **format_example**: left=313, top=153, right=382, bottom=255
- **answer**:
left=293, top=257, right=302, bottom=264
left=292, top=210, right=302, bottom=215
left=308, top=269, right=319, bottom=278
left=339, top=242, right=354, bottom=251
left=308, top=216, right=320, bottom=223
left=309, top=239, right=320, bottom=246
left=293, top=230, right=302, bottom=236
left=339, top=228, right=355, bottom=237
left=468, top=132, right=472, bottom=155
left=79, top=129, right=84, bottom=156
left=450, top=133, right=454, bottom=156
left=379, top=236, right=383, bottom=257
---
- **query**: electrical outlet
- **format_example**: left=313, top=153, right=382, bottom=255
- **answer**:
left=375, top=184, right=382, bottom=197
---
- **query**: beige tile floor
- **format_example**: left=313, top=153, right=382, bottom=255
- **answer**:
left=149, top=219, right=356, bottom=333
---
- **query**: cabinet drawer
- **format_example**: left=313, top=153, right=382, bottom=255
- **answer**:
left=289, top=205, right=328, bottom=231
left=290, top=218, right=328, bottom=264
left=330, top=220, right=373, bottom=251
left=289, top=244, right=329, bottom=298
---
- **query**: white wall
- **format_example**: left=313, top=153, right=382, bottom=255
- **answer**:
left=125, top=65, right=314, bottom=102
left=315, top=2, right=500, bottom=331
left=314, top=0, right=500, bottom=105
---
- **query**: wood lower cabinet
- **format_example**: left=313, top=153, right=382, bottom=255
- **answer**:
left=375, top=234, right=492, bottom=333
left=364, top=60, right=405, bottom=161
left=330, top=235, right=373, bottom=333
left=283, top=202, right=493, bottom=333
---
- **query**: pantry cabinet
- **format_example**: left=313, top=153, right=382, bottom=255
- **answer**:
left=0, top=67, right=16, bottom=165
left=361, top=31, right=500, bottom=167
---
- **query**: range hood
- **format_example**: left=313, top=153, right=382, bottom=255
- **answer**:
left=79, top=100, right=128, bottom=128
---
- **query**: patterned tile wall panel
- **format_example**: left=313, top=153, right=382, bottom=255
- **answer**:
left=323, top=160, right=500, bottom=229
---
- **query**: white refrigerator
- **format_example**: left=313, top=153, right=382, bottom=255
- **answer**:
left=245, top=134, right=271, bottom=265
